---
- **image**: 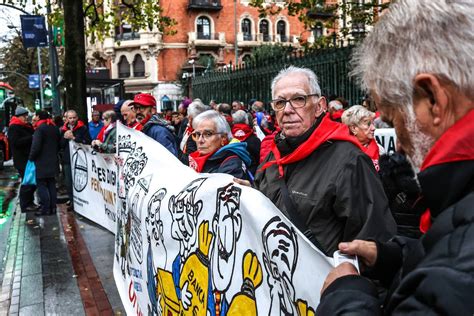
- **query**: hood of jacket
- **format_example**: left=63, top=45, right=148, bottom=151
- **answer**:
left=213, top=141, right=252, bottom=167
left=142, top=115, right=175, bottom=134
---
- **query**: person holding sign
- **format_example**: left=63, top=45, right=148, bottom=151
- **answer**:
left=318, top=0, right=474, bottom=314
left=252, top=66, right=395, bottom=256
left=341, top=105, right=385, bottom=171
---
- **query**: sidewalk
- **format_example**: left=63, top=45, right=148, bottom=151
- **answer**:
left=0, top=198, right=124, bottom=315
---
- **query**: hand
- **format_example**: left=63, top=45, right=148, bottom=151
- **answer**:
left=233, top=178, right=251, bottom=187
left=321, top=262, right=359, bottom=295
left=296, top=300, right=315, bottom=316
left=198, top=221, right=213, bottom=258
left=64, top=130, right=74, bottom=140
left=181, top=281, right=193, bottom=310
left=338, top=240, right=377, bottom=268
left=242, top=250, right=262, bottom=289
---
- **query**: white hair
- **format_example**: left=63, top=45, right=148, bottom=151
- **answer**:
left=271, top=66, right=321, bottom=99
left=187, top=100, right=210, bottom=119
left=351, top=0, right=474, bottom=111
left=341, top=105, right=374, bottom=127
left=231, top=110, right=249, bottom=125
left=192, top=110, right=233, bottom=140
left=328, top=100, right=343, bottom=111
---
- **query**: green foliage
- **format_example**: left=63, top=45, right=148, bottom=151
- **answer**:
left=250, top=44, right=294, bottom=63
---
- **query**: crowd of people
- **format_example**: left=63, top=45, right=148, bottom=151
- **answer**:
left=5, top=0, right=473, bottom=313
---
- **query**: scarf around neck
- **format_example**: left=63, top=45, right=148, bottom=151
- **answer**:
left=61, top=120, right=85, bottom=132
left=9, top=116, right=33, bottom=129
left=232, top=123, right=253, bottom=141
left=363, top=138, right=380, bottom=171
left=189, top=150, right=217, bottom=173
left=35, top=119, right=55, bottom=128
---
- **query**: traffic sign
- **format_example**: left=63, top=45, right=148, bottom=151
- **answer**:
left=28, top=74, right=40, bottom=89
left=20, top=15, right=48, bottom=48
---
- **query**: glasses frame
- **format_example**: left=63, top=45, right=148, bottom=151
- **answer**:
left=271, top=94, right=319, bottom=112
left=191, top=130, right=226, bottom=142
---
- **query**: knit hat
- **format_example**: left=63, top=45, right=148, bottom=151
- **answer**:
left=132, top=93, right=156, bottom=107
left=14, top=106, right=29, bottom=116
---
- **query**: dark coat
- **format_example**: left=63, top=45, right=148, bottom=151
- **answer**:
left=243, top=134, right=261, bottom=175
left=316, top=158, right=474, bottom=315
left=255, top=122, right=396, bottom=255
left=142, top=115, right=178, bottom=157
left=8, top=123, right=34, bottom=172
left=200, top=142, right=252, bottom=181
left=60, top=121, right=91, bottom=165
left=29, top=123, right=61, bottom=179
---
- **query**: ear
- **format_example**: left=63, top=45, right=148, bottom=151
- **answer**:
left=316, top=97, right=327, bottom=116
left=413, top=74, right=449, bottom=127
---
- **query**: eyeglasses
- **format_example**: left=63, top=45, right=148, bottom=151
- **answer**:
left=271, top=94, right=319, bottom=111
left=132, top=104, right=146, bottom=112
left=191, top=130, right=224, bottom=141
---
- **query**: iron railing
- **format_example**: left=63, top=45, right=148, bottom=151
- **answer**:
left=188, top=0, right=222, bottom=10
left=191, top=45, right=364, bottom=107
left=196, top=32, right=220, bottom=40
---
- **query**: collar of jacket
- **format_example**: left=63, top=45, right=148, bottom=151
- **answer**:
left=61, top=120, right=85, bottom=132
left=9, top=116, right=33, bottom=129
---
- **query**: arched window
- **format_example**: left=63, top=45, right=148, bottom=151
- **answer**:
left=241, top=18, right=252, bottom=41
left=118, top=56, right=130, bottom=78
left=259, top=19, right=270, bottom=42
left=277, top=20, right=287, bottom=42
left=133, top=55, right=145, bottom=77
left=197, top=16, right=211, bottom=39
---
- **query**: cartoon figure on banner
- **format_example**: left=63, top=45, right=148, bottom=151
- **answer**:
left=123, top=145, right=148, bottom=194
left=116, top=197, right=129, bottom=275
left=210, top=184, right=243, bottom=316
left=117, top=134, right=136, bottom=198
left=262, top=216, right=308, bottom=316
left=128, top=175, right=152, bottom=265
left=72, top=147, right=88, bottom=192
left=144, top=188, right=168, bottom=315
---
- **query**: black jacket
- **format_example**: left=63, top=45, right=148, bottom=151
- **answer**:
left=243, top=134, right=261, bottom=176
left=255, top=120, right=396, bottom=255
left=29, top=123, right=61, bottom=179
left=60, top=121, right=91, bottom=165
left=200, top=142, right=253, bottom=181
left=317, top=158, right=474, bottom=315
left=8, top=123, right=34, bottom=172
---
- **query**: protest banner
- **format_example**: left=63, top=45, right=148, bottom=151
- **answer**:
left=70, top=141, right=117, bottom=233
left=375, top=128, right=397, bottom=154
left=114, top=122, right=333, bottom=316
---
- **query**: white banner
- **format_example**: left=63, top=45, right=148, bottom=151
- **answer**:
left=114, top=122, right=332, bottom=316
left=70, top=142, right=117, bottom=233
left=375, top=128, right=397, bottom=154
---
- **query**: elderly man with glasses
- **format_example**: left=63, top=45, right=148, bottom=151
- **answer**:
left=252, top=66, right=395, bottom=256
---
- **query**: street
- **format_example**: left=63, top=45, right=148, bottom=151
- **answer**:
left=0, top=165, right=124, bottom=315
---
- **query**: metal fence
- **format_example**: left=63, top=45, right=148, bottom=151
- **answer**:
left=192, top=46, right=365, bottom=108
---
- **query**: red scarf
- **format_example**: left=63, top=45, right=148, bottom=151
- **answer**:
left=232, top=123, right=253, bottom=141
left=128, top=121, right=143, bottom=131
left=140, top=114, right=152, bottom=126
left=260, top=114, right=363, bottom=177
left=363, top=138, right=380, bottom=171
left=61, top=120, right=85, bottom=132
left=330, top=109, right=344, bottom=121
left=96, top=125, right=107, bottom=142
left=9, top=116, right=33, bottom=129
left=189, top=150, right=217, bottom=172
left=35, top=119, right=55, bottom=128
left=419, top=109, right=474, bottom=233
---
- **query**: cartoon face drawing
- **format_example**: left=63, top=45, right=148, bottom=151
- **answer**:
left=211, top=184, right=243, bottom=292
left=146, top=189, right=167, bottom=248
left=168, top=178, right=206, bottom=259
left=262, top=216, right=299, bottom=316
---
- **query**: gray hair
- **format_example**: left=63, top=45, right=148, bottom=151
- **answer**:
left=341, top=105, right=375, bottom=127
left=232, top=110, right=249, bottom=125
left=351, top=0, right=474, bottom=112
left=103, top=110, right=117, bottom=122
left=192, top=110, right=232, bottom=140
left=328, top=100, right=343, bottom=111
left=271, top=66, right=321, bottom=99
left=187, top=100, right=209, bottom=119
left=65, top=110, right=77, bottom=117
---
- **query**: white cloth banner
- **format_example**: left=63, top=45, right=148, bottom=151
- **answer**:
left=70, top=141, right=117, bottom=233
left=114, top=122, right=333, bottom=316
left=375, top=128, right=397, bottom=154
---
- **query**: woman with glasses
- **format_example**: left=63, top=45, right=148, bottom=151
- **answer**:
left=188, top=110, right=253, bottom=181
left=91, top=110, right=117, bottom=154
left=342, top=105, right=385, bottom=171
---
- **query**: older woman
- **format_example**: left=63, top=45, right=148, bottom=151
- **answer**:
left=91, top=110, right=117, bottom=153
left=342, top=105, right=385, bottom=170
left=189, top=110, right=252, bottom=181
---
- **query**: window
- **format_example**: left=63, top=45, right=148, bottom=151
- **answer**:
left=133, top=55, right=145, bottom=77
left=118, top=56, right=130, bottom=78
left=241, top=18, right=252, bottom=41
left=197, top=16, right=211, bottom=39
left=259, top=20, right=270, bottom=42
left=115, top=23, right=139, bottom=41
left=277, top=20, right=287, bottom=42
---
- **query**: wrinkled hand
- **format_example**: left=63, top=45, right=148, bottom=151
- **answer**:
left=321, top=262, right=358, bottom=295
left=181, top=281, right=193, bottom=310
left=242, top=250, right=262, bottom=289
left=338, top=240, right=377, bottom=268
left=198, top=221, right=213, bottom=258
left=64, top=130, right=74, bottom=140
left=233, top=178, right=251, bottom=187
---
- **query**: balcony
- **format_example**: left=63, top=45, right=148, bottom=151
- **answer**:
left=115, top=32, right=141, bottom=41
left=188, top=0, right=222, bottom=11
left=188, top=32, right=226, bottom=47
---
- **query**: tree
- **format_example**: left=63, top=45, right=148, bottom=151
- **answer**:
left=4, top=0, right=177, bottom=122
left=250, top=44, right=294, bottom=63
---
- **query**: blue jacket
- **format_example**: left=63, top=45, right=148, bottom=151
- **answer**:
left=88, top=120, right=104, bottom=140
left=142, top=115, right=178, bottom=157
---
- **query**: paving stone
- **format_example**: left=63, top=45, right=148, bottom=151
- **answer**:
left=21, top=253, right=41, bottom=276
left=19, top=274, right=43, bottom=307
left=19, top=303, right=43, bottom=316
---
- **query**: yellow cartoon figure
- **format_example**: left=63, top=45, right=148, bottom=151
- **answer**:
left=179, top=221, right=214, bottom=316
left=227, top=250, right=263, bottom=316
left=296, top=300, right=315, bottom=316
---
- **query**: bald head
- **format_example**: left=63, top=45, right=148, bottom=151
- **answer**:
left=121, top=100, right=135, bottom=124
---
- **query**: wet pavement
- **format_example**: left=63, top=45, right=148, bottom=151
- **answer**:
left=0, top=165, right=125, bottom=315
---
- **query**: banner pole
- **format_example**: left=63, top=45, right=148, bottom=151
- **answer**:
left=37, top=48, right=44, bottom=109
